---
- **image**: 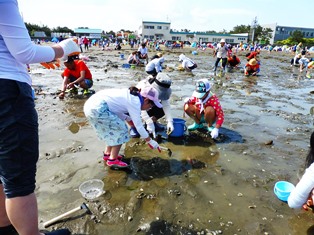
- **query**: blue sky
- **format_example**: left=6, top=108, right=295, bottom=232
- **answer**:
left=19, top=0, right=313, bottom=32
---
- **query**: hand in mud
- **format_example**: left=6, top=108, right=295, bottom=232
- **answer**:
left=58, top=91, right=65, bottom=99
left=67, top=83, right=74, bottom=89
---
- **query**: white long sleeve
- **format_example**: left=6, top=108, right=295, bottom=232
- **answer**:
left=161, top=99, right=173, bottom=122
left=0, top=0, right=55, bottom=85
left=288, top=163, right=314, bottom=209
left=141, top=110, right=153, bottom=125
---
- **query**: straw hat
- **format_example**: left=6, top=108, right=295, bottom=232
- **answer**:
left=248, top=58, right=257, bottom=66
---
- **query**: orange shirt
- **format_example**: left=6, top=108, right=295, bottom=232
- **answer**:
left=228, top=57, right=240, bottom=66
left=63, top=60, right=92, bottom=80
left=247, top=51, right=258, bottom=60
left=245, top=63, right=260, bottom=71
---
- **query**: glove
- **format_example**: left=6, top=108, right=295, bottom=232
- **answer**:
left=40, top=59, right=61, bottom=70
left=147, top=139, right=161, bottom=152
left=210, top=128, right=219, bottom=139
left=146, top=122, right=156, bottom=138
left=58, top=38, right=81, bottom=60
left=167, top=121, right=174, bottom=135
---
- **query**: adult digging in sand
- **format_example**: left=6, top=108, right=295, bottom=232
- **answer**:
left=128, top=73, right=174, bottom=138
left=0, top=1, right=78, bottom=234
left=84, top=85, right=162, bottom=169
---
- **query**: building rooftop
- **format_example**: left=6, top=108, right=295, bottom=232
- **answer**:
left=74, top=28, right=102, bottom=34
left=142, top=21, right=171, bottom=25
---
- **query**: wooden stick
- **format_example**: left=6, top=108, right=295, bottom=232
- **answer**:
left=43, top=203, right=89, bottom=228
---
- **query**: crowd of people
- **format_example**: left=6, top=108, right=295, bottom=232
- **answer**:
left=0, top=2, right=227, bottom=231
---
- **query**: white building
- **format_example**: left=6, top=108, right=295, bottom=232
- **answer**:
left=73, top=27, right=102, bottom=39
left=262, top=23, right=314, bottom=44
left=138, top=21, right=172, bottom=40
left=138, top=21, right=248, bottom=45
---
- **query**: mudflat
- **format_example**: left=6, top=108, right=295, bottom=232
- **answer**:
left=31, top=44, right=314, bottom=234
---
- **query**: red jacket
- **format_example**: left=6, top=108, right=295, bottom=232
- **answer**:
left=187, top=94, right=224, bottom=126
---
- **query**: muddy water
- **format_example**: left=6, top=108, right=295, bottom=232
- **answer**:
left=31, top=46, right=314, bottom=235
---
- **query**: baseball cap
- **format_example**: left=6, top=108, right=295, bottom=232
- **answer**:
left=140, top=86, right=163, bottom=108
left=64, top=54, right=79, bottom=63
left=192, top=79, right=211, bottom=98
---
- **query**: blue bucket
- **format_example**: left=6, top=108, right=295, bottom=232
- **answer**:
left=120, top=54, right=124, bottom=59
left=122, top=63, right=131, bottom=68
left=169, top=118, right=186, bottom=137
left=274, top=181, right=295, bottom=202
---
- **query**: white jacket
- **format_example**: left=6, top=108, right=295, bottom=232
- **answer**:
left=145, top=57, right=164, bottom=73
left=0, top=0, right=55, bottom=85
left=288, top=163, right=314, bottom=209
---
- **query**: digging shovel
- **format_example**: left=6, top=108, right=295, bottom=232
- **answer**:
left=43, top=202, right=91, bottom=228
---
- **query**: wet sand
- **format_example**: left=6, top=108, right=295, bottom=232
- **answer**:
left=31, top=44, right=314, bottom=234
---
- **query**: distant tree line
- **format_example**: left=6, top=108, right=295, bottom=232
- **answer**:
left=25, top=22, right=272, bottom=43
left=25, top=23, right=74, bottom=37
left=26, top=22, right=312, bottom=46
left=276, top=30, right=314, bottom=47
left=25, top=23, right=136, bottom=39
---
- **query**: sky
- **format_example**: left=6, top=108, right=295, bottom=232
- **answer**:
left=18, top=0, right=313, bottom=33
